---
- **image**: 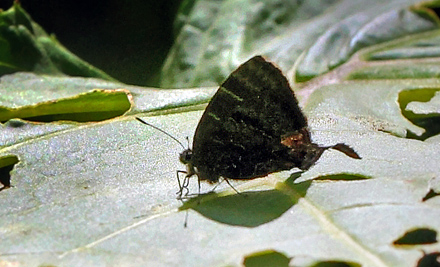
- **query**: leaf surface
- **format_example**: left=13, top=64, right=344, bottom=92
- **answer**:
left=1, top=1, right=440, bottom=267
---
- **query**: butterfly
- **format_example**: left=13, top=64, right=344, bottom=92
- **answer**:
left=138, top=55, right=360, bottom=198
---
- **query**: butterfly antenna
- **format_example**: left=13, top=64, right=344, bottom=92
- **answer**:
left=135, top=117, right=186, bottom=150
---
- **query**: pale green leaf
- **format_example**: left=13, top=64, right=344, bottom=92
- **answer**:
left=1, top=1, right=440, bottom=267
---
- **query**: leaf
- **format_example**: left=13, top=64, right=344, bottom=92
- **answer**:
left=0, top=154, right=18, bottom=189
left=1, top=1, right=440, bottom=267
left=243, top=249, right=291, bottom=267
left=160, top=0, right=439, bottom=88
left=0, top=3, right=116, bottom=80
left=0, top=72, right=216, bottom=146
left=0, top=89, right=132, bottom=122
left=393, top=227, right=438, bottom=245
left=406, top=91, right=440, bottom=115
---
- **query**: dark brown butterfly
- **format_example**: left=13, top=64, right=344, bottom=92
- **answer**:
left=138, top=55, right=360, bottom=198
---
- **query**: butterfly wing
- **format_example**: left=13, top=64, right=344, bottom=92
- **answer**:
left=192, top=56, right=308, bottom=182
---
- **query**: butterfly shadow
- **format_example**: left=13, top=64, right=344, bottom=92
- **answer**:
left=178, top=172, right=311, bottom=228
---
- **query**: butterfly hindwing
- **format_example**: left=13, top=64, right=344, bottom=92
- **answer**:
left=192, top=56, right=308, bottom=182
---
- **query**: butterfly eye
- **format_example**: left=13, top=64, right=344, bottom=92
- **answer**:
left=179, top=149, right=193, bottom=164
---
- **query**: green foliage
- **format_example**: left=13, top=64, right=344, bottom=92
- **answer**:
left=1, top=1, right=440, bottom=266
left=0, top=2, right=116, bottom=80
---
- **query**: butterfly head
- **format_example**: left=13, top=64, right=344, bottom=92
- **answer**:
left=179, top=148, right=193, bottom=165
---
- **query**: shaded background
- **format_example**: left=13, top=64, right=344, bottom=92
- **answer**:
left=0, top=0, right=182, bottom=86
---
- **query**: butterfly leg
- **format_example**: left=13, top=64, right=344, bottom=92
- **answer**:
left=224, top=178, right=242, bottom=195
left=210, top=181, right=221, bottom=192
left=197, top=177, right=201, bottom=196
left=176, top=170, right=190, bottom=199
left=183, top=175, right=192, bottom=196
